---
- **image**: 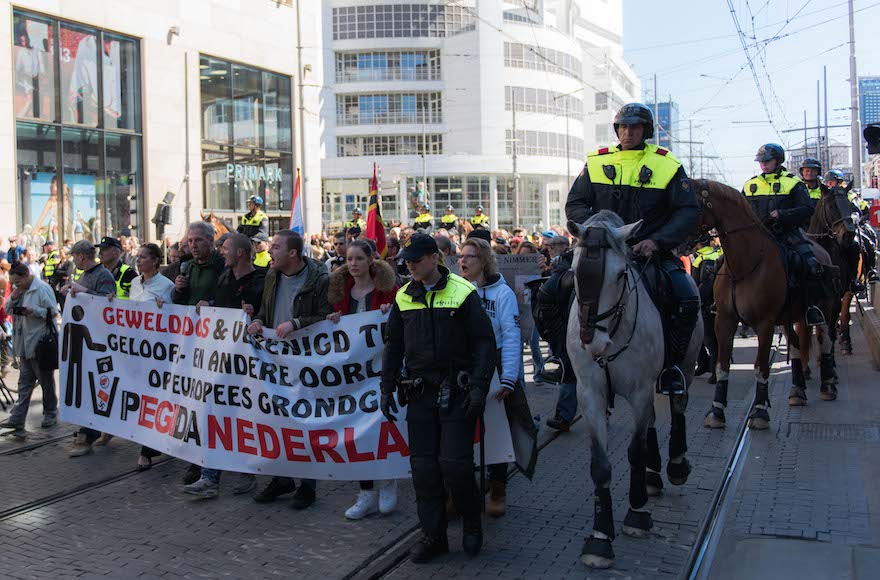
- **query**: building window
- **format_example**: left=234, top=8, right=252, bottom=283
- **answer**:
left=337, top=92, right=442, bottom=125
left=503, top=42, right=582, bottom=80
left=12, top=10, right=142, bottom=243
left=200, top=56, right=294, bottom=214
left=337, top=135, right=443, bottom=157
left=332, top=4, right=475, bottom=40
left=335, top=50, right=441, bottom=82
left=506, top=130, right=584, bottom=158
left=505, top=86, right=583, bottom=118
left=595, top=91, right=608, bottom=111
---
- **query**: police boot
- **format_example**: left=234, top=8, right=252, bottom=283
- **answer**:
left=658, top=300, right=700, bottom=395
left=461, top=517, right=483, bottom=557
left=868, top=269, right=879, bottom=284
left=409, top=534, right=449, bottom=564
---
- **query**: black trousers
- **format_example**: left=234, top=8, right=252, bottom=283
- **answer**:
left=407, top=389, right=480, bottom=536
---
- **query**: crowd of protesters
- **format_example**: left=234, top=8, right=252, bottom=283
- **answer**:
left=0, top=214, right=613, bottom=562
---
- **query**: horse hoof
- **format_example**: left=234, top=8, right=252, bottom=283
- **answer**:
left=703, top=407, right=726, bottom=429
left=820, top=385, right=838, bottom=401
left=646, top=470, right=664, bottom=497
left=788, top=387, right=807, bottom=407
left=667, top=458, right=692, bottom=486
left=622, top=509, right=653, bottom=538
left=581, top=536, right=614, bottom=569
left=748, top=408, right=770, bottom=430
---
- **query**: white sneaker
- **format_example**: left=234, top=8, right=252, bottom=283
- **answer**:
left=68, top=433, right=93, bottom=457
left=183, top=477, right=219, bottom=499
left=378, top=480, right=398, bottom=514
left=345, top=490, right=379, bottom=520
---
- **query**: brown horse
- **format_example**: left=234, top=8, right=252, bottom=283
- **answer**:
left=693, top=180, right=839, bottom=430
left=200, top=210, right=231, bottom=241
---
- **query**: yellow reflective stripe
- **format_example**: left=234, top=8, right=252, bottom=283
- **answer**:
left=441, top=215, right=457, bottom=223
left=240, top=211, right=267, bottom=226
left=415, top=214, right=433, bottom=222
left=742, top=174, right=800, bottom=197
left=470, top=215, right=489, bottom=224
left=396, top=274, right=474, bottom=312
left=115, top=263, right=131, bottom=299
left=586, top=144, right=682, bottom=189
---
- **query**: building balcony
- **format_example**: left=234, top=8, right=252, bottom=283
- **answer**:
left=336, top=111, right=443, bottom=126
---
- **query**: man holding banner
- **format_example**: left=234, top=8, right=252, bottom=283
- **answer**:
left=380, top=233, right=495, bottom=563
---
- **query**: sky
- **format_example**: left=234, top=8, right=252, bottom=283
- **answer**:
left=622, top=0, right=880, bottom=186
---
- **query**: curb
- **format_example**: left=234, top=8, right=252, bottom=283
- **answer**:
left=856, top=300, right=880, bottom=371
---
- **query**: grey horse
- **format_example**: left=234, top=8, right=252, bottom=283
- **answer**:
left=567, top=211, right=703, bottom=569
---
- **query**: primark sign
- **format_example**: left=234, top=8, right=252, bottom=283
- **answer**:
left=226, top=164, right=282, bottom=183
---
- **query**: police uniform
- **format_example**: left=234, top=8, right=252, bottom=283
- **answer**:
left=470, top=213, right=489, bottom=228
left=42, top=248, right=60, bottom=281
left=565, top=141, right=700, bottom=393
left=237, top=210, right=268, bottom=239
left=440, top=212, right=458, bottom=231
left=380, top=234, right=495, bottom=562
left=413, top=212, right=433, bottom=231
left=111, top=261, right=137, bottom=299
left=692, top=244, right=723, bottom=380
left=344, top=218, right=366, bottom=230
left=254, top=250, right=271, bottom=268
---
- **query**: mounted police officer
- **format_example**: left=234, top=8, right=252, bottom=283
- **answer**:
left=564, top=102, right=701, bottom=395
left=470, top=206, right=489, bottom=229
left=237, top=195, right=268, bottom=239
left=414, top=204, right=434, bottom=232
left=692, top=232, right=723, bottom=383
left=440, top=205, right=458, bottom=231
left=825, top=169, right=879, bottom=287
left=744, top=144, right=825, bottom=326
left=798, top=157, right=825, bottom=211
left=344, top=208, right=366, bottom=231
left=380, top=233, right=495, bottom=563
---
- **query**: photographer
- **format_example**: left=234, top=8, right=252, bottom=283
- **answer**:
left=0, top=263, right=58, bottom=433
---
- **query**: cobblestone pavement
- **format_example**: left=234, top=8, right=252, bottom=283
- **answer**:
left=0, top=334, right=841, bottom=579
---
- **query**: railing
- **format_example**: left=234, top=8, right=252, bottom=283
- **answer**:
left=336, top=69, right=437, bottom=83
left=337, top=111, right=443, bottom=126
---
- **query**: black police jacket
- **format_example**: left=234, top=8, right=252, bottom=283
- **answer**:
left=565, top=143, right=699, bottom=251
left=381, top=265, right=495, bottom=393
left=741, top=169, right=813, bottom=232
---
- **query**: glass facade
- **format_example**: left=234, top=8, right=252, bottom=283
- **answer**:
left=337, top=134, right=443, bottom=157
left=200, top=56, right=294, bottom=213
left=13, top=10, right=142, bottom=242
left=506, top=130, right=584, bottom=159
left=322, top=175, right=568, bottom=231
left=337, top=92, right=442, bottom=125
left=504, top=42, right=582, bottom=80
left=335, top=50, right=441, bottom=83
left=332, top=4, right=475, bottom=40
left=505, top=86, right=582, bottom=119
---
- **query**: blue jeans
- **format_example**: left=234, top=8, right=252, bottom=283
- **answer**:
left=528, top=327, right=543, bottom=375
left=555, top=382, right=578, bottom=423
left=201, top=467, right=221, bottom=483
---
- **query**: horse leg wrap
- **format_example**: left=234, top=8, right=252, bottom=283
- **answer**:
left=669, top=411, right=688, bottom=459
left=712, top=380, right=729, bottom=408
left=646, top=428, right=662, bottom=473
left=820, top=353, right=837, bottom=384
left=791, top=358, right=806, bottom=388
left=627, top=442, right=648, bottom=510
left=754, top=380, right=770, bottom=410
left=593, top=488, right=616, bottom=539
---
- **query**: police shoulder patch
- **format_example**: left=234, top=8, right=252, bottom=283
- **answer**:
left=656, top=148, right=669, bottom=156
left=681, top=179, right=690, bottom=190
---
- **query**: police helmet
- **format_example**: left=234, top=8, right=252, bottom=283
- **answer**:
left=446, top=205, right=454, bottom=212
left=824, top=169, right=845, bottom=183
left=476, top=206, right=485, bottom=212
left=423, top=204, right=431, bottom=212
left=247, top=195, right=263, bottom=206
left=754, top=143, right=785, bottom=164
left=798, top=157, right=822, bottom=176
left=613, top=103, right=655, bottom=140
left=353, top=208, right=362, bottom=215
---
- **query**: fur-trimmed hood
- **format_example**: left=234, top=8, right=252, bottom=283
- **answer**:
left=328, top=259, right=398, bottom=309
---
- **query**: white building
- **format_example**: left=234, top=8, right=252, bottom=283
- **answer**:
left=320, top=0, right=639, bottom=231
left=0, top=0, right=324, bottom=248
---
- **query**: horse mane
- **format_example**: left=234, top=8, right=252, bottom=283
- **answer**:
left=583, top=210, right=629, bottom=255
left=808, top=196, right=825, bottom=234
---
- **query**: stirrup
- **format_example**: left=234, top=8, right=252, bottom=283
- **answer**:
left=805, top=306, right=825, bottom=327
left=656, top=365, right=686, bottom=396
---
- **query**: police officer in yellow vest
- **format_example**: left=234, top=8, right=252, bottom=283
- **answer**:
left=470, top=206, right=489, bottom=229
left=40, top=239, right=60, bottom=282
left=380, top=233, right=495, bottom=563
left=97, top=236, right=137, bottom=299
left=566, top=102, right=700, bottom=399
left=344, top=208, right=367, bottom=231
left=692, top=233, right=723, bottom=383
left=440, top=205, right=458, bottom=231
left=743, top=144, right=826, bottom=326
left=414, top=204, right=433, bottom=232
left=251, top=232, right=271, bottom=269
left=826, top=170, right=879, bottom=285
left=237, top=195, right=269, bottom=239
left=798, top=157, right=825, bottom=211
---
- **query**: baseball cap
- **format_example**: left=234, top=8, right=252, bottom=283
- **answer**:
left=70, top=239, right=96, bottom=255
left=96, top=236, right=123, bottom=251
left=542, top=230, right=557, bottom=239
left=397, top=233, right=439, bottom=261
left=251, top=232, right=269, bottom=243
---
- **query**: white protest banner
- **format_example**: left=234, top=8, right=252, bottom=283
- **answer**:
left=496, top=254, right=542, bottom=340
left=59, top=295, right=514, bottom=480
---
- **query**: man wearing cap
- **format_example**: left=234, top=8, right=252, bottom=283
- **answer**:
left=64, top=239, right=117, bottom=458
left=345, top=208, right=366, bottom=231
left=470, top=206, right=489, bottom=229
left=237, top=195, right=268, bottom=239
left=252, top=232, right=271, bottom=269
left=40, top=240, right=60, bottom=283
left=97, top=237, right=137, bottom=300
left=380, top=233, right=495, bottom=563
left=440, top=206, right=458, bottom=231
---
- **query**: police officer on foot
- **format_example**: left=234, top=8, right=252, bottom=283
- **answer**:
left=440, top=205, right=458, bottom=231
left=744, top=144, right=826, bottom=326
left=565, top=102, right=700, bottom=396
left=41, top=239, right=60, bottom=282
left=97, top=236, right=137, bottom=299
left=238, top=195, right=268, bottom=239
left=798, top=157, right=825, bottom=210
left=380, top=233, right=495, bottom=563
